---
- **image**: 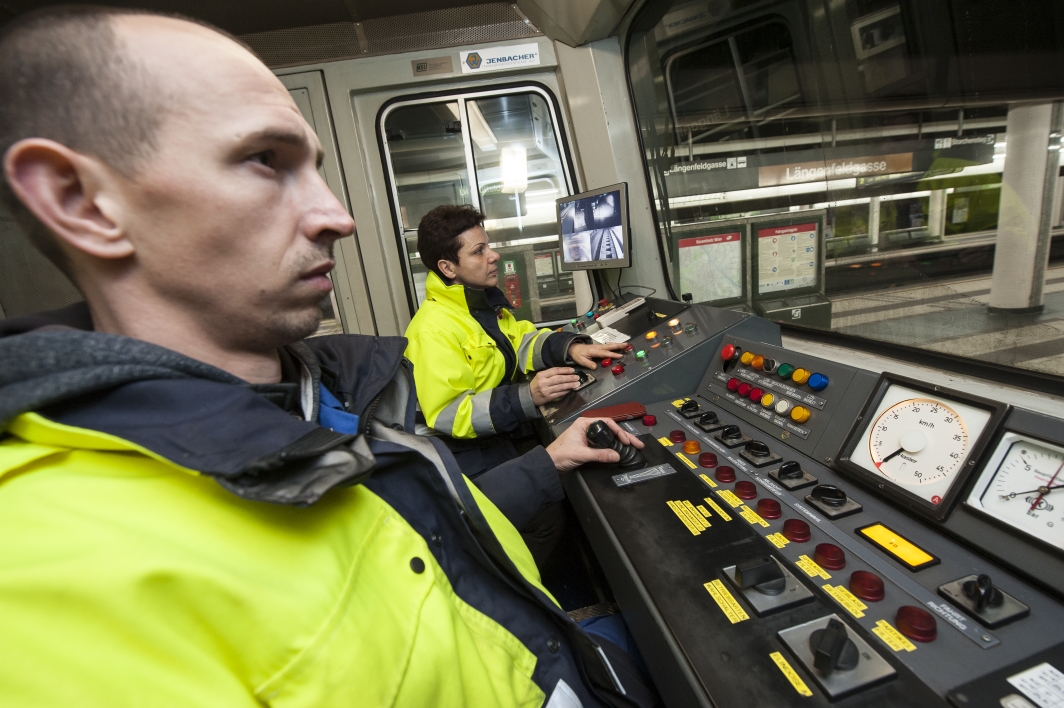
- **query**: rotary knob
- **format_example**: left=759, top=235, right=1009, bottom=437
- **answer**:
left=811, top=485, right=847, bottom=507
left=721, top=425, right=742, bottom=441
left=777, top=461, right=803, bottom=479
left=745, top=440, right=771, bottom=457
left=698, top=411, right=718, bottom=426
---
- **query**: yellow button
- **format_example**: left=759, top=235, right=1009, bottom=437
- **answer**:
left=858, top=523, right=936, bottom=570
left=751, top=355, right=765, bottom=370
left=791, top=368, right=810, bottom=384
left=645, top=331, right=658, bottom=340
left=740, top=351, right=755, bottom=365
left=761, top=393, right=775, bottom=407
left=790, top=406, right=810, bottom=423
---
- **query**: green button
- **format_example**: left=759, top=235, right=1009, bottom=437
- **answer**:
left=635, top=350, right=647, bottom=360
left=778, top=363, right=794, bottom=378
left=570, top=319, right=578, bottom=326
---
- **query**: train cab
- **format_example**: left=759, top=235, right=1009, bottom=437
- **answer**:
left=2, top=1, right=1064, bottom=707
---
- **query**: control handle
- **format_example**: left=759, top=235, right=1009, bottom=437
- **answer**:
left=963, top=574, right=1004, bottom=612
left=585, top=421, right=646, bottom=470
left=810, top=619, right=859, bottom=675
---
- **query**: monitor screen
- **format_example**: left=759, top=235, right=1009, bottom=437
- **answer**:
left=556, top=183, right=630, bottom=270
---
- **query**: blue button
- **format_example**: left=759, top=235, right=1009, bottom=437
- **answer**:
left=586, top=310, right=595, bottom=319
left=807, top=373, right=829, bottom=391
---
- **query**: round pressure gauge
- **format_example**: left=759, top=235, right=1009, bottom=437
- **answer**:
left=869, top=398, right=969, bottom=488
left=967, top=433, right=1064, bottom=552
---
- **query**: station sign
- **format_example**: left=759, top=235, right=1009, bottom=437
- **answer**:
left=460, top=43, right=540, bottom=74
left=758, top=153, right=913, bottom=187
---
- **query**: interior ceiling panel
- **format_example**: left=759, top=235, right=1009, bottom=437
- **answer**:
left=0, top=0, right=503, bottom=35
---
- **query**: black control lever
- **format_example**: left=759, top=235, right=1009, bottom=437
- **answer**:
left=736, top=557, right=787, bottom=596
left=963, top=574, right=1003, bottom=612
left=585, top=420, right=646, bottom=470
left=810, top=618, right=859, bottom=675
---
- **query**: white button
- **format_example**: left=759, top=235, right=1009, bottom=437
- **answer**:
left=775, top=399, right=793, bottom=415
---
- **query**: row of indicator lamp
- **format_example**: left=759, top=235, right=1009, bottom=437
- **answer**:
left=725, top=377, right=812, bottom=422
left=720, top=343, right=829, bottom=392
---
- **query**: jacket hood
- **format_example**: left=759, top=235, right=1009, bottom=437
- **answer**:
left=0, top=305, right=410, bottom=506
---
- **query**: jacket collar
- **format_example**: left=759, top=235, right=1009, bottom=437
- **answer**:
left=424, top=271, right=512, bottom=315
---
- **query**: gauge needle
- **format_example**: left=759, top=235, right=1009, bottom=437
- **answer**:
left=876, top=447, right=906, bottom=468
left=1002, top=483, right=1064, bottom=499
left=1030, top=459, right=1064, bottom=512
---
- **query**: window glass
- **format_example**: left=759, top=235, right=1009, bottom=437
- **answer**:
left=382, top=90, right=578, bottom=323
left=627, top=0, right=1064, bottom=378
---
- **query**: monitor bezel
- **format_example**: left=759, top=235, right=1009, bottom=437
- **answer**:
left=556, top=182, right=631, bottom=271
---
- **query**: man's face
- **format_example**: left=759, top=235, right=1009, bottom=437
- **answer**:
left=443, top=226, right=499, bottom=289
left=113, top=18, right=355, bottom=350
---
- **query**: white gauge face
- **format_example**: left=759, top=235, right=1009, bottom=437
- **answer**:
left=849, top=384, right=993, bottom=506
left=966, top=433, right=1064, bottom=552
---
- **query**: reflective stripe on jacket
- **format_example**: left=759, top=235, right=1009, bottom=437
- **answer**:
left=405, top=272, right=584, bottom=439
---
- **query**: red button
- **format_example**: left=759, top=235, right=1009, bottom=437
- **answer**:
left=642, top=415, right=657, bottom=426
left=749, top=388, right=764, bottom=403
left=896, top=606, right=937, bottom=642
left=737, top=383, right=752, bottom=397
left=601, top=358, right=612, bottom=367
left=715, top=466, right=736, bottom=483
left=698, top=452, right=717, bottom=468
left=735, top=480, right=757, bottom=499
left=849, top=571, right=885, bottom=602
left=611, top=364, right=625, bottom=376
left=756, top=498, right=781, bottom=519
left=669, top=430, right=686, bottom=444
left=721, top=344, right=736, bottom=361
left=782, top=519, right=810, bottom=542
left=727, top=378, right=740, bottom=391
left=814, top=543, right=846, bottom=570
left=624, top=343, right=633, bottom=352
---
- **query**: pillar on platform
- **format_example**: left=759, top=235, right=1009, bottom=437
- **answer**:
left=988, top=102, right=1063, bottom=313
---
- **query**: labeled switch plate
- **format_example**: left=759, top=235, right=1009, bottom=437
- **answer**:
left=769, top=466, right=818, bottom=491
left=778, top=614, right=896, bottom=700
left=739, top=448, right=783, bottom=468
left=938, top=576, right=1030, bottom=629
left=722, top=558, right=814, bottom=617
left=715, top=431, right=753, bottom=449
left=805, top=494, right=863, bottom=520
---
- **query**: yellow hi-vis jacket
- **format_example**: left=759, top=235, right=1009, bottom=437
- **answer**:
left=405, top=272, right=585, bottom=439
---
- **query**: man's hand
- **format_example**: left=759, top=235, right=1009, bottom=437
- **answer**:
left=530, top=367, right=580, bottom=405
left=545, top=417, right=645, bottom=473
left=568, top=341, right=628, bottom=369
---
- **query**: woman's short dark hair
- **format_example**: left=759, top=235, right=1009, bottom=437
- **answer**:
left=417, top=204, right=485, bottom=280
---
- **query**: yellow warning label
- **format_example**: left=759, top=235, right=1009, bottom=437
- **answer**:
left=666, top=500, right=701, bottom=536
left=672, top=398, right=690, bottom=407
left=682, top=500, right=710, bottom=530
left=739, top=505, right=770, bottom=528
left=822, top=584, right=866, bottom=618
left=873, top=620, right=917, bottom=652
left=767, top=532, right=790, bottom=548
left=704, top=497, right=732, bottom=522
left=716, top=489, right=744, bottom=508
left=657, top=437, right=674, bottom=447
left=769, top=651, right=814, bottom=697
left=698, top=473, right=718, bottom=488
left=704, top=579, right=749, bottom=624
left=675, top=452, right=697, bottom=469
left=696, top=505, right=711, bottom=518
left=795, top=555, right=832, bottom=580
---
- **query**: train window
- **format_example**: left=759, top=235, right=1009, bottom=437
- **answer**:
left=380, top=88, right=579, bottom=325
left=627, top=0, right=1064, bottom=378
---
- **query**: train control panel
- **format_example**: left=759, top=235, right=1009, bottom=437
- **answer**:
left=550, top=303, right=1064, bottom=708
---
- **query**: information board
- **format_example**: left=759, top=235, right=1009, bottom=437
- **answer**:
left=678, top=231, right=743, bottom=303
left=756, top=222, right=818, bottom=295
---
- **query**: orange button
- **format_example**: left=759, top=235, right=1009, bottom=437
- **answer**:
left=682, top=440, right=701, bottom=455
left=740, top=351, right=755, bottom=365
left=791, top=368, right=810, bottom=385
left=790, top=406, right=811, bottom=423
left=751, top=355, right=765, bottom=370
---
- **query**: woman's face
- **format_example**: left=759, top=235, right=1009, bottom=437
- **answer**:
left=439, top=226, right=500, bottom=289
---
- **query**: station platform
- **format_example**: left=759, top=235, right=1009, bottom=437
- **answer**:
left=831, top=265, right=1064, bottom=376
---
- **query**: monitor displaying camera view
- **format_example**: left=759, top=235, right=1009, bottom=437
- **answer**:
left=556, top=183, right=630, bottom=271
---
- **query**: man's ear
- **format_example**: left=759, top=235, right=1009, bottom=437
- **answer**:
left=4, top=138, right=133, bottom=260
left=437, top=259, right=458, bottom=280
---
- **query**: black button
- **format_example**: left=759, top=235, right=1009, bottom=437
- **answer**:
left=410, top=557, right=426, bottom=573
left=430, top=532, right=443, bottom=547
left=546, top=636, right=561, bottom=653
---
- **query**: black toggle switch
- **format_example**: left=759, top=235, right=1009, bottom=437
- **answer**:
left=699, top=411, right=718, bottom=426
left=745, top=440, right=771, bottom=458
left=585, top=420, right=646, bottom=470
left=721, top=425, right=743, bottom=440
left=680, top=399, right=700, bottom=415
left=963, top=574, right=1003, bottom=613
left=812, top=484, right=848, bottom=507
left=778, top=460, right=803, bottom=479
left=736, top=557, right=787, bottom=596
left=810, top=618, right=859, bottom=675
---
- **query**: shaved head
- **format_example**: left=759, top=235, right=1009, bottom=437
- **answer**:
left=0, top=5, right=245, bottom=272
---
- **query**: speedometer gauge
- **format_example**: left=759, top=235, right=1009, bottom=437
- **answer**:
left=966, top=432, right=1064, bottom=552
left=839, top=376, right=1005, bottom=521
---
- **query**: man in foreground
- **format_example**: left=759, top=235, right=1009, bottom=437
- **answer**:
left=0, top=7, right=653, bottom=706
